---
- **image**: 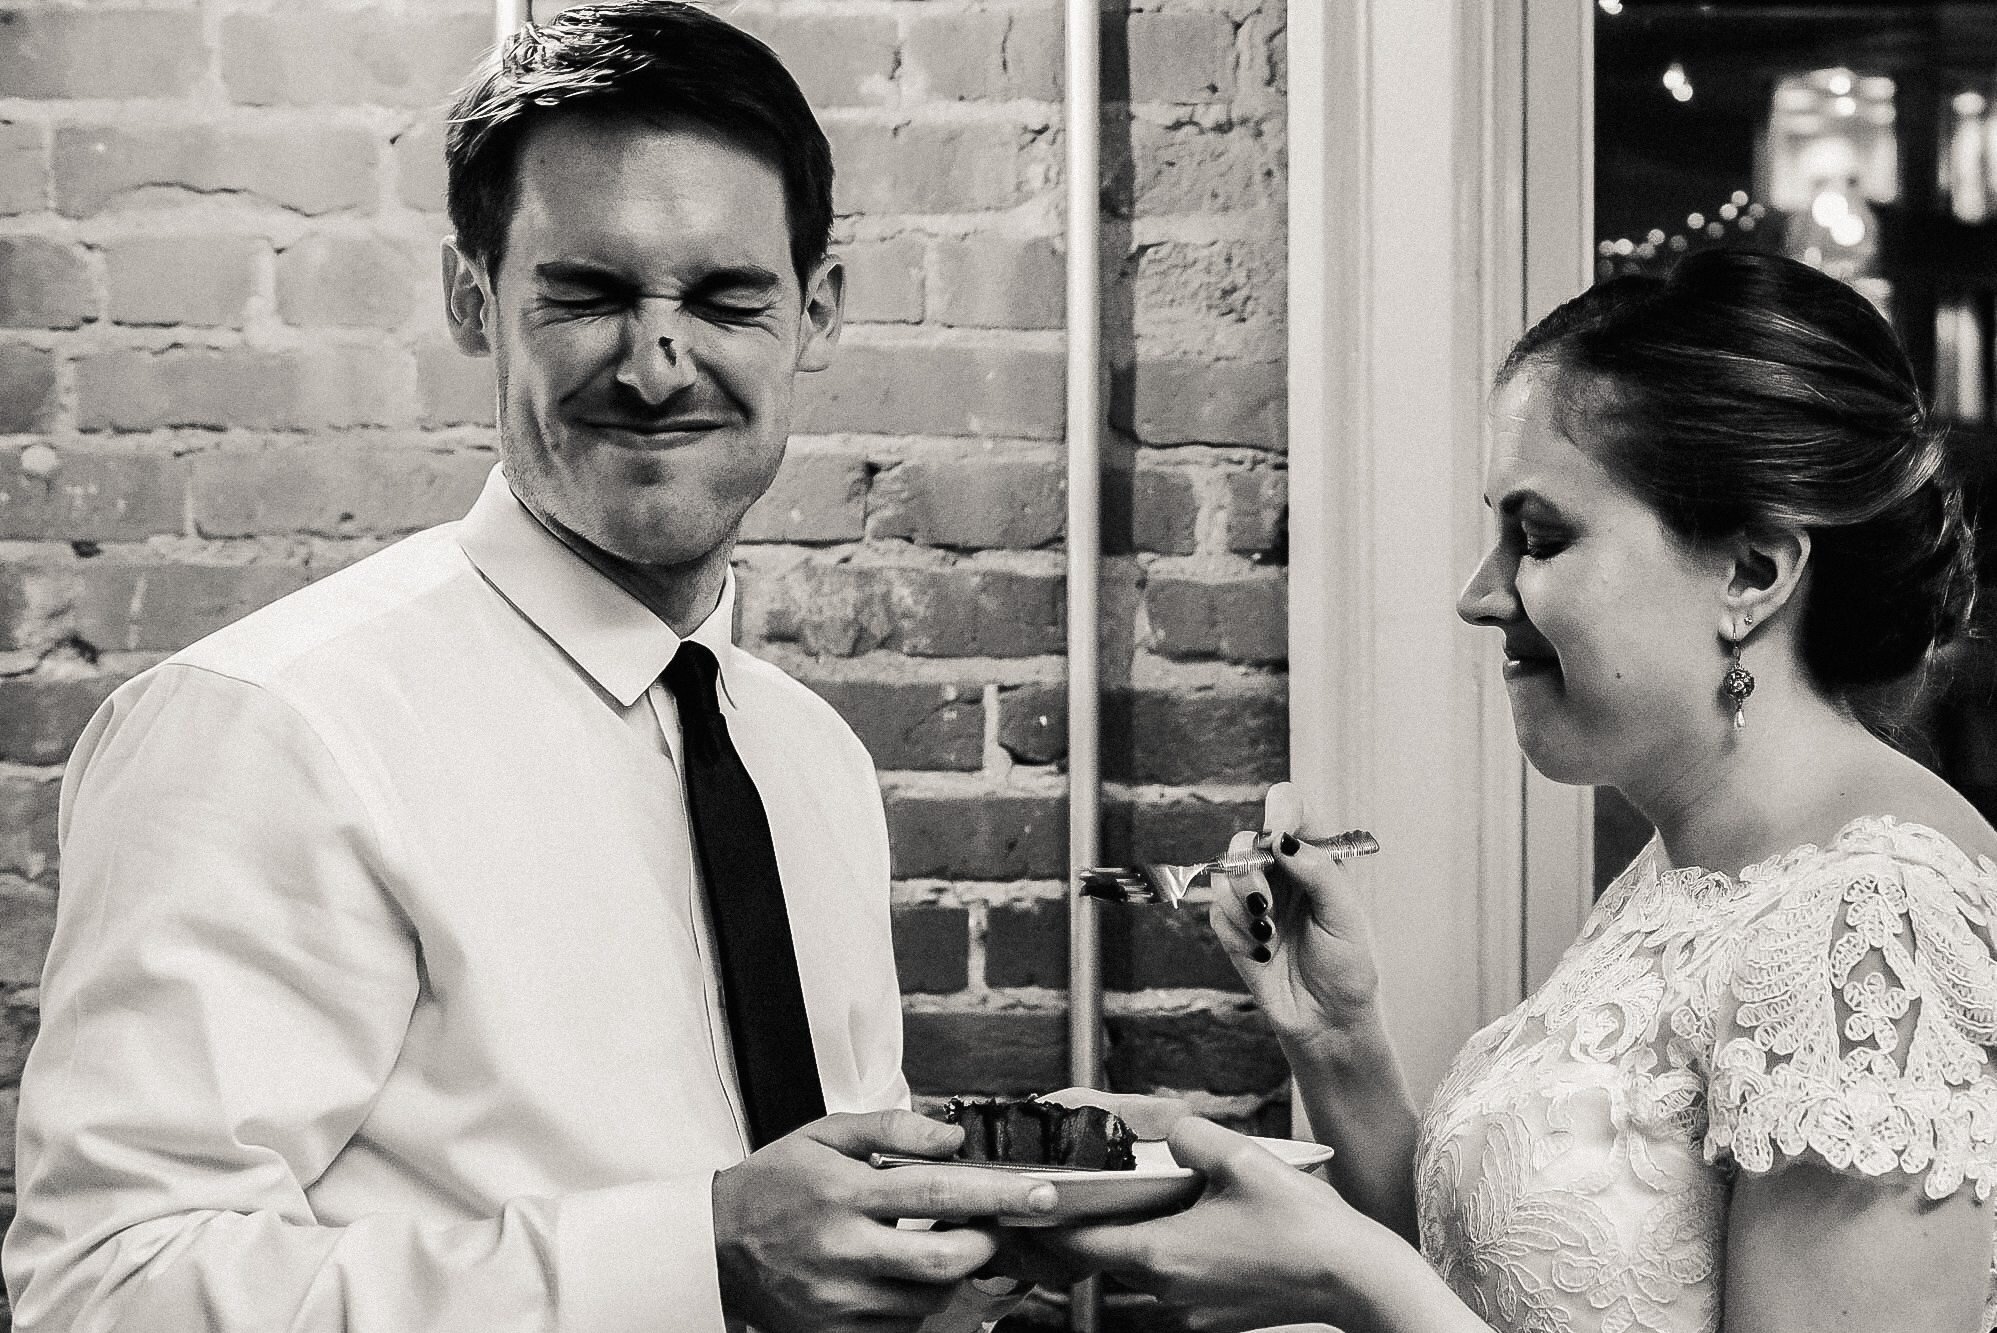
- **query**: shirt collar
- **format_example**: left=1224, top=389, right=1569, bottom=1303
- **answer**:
left=456, top=465, right=741, bottom=710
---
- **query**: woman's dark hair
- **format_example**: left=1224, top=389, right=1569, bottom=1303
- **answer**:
left=1502, top=248, right=1977, bottom=698
left=444, top=0, right=834, bottom=289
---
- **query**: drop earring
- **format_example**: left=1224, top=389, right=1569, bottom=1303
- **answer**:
left=1721, top=611, right=1755, bottom=731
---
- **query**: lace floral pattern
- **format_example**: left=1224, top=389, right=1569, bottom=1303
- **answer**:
left=1415, top=816, right=1997, bottom=1332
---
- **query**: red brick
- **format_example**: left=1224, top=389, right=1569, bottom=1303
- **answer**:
left=886, top=791, right=1066, bottom=880
left=0, top=673, right=126, bottom=765
left=985, top=898, right=1247, bottom=993
left=1127, top=11, right=1237, bottom=104
left=221, top=14, right=489, bottom=108
left=191, top=447, right=489, bottom=538
left=1145, top=571, right=1287, bottom=664
left=1103, top=466, right=1198, bottom=556
left=901, top=1011, right=1066, bottom=1096
left=731, top=13, right=896, bottom=109
left=1108, top=686, right=1287, bottom=785
left=392, top=119, right=448, bottom=214
left=0, top=9, right=206, bottom=99
left=1119, top=120, right=1280, bottom=217
left=1106, top=1006, right=1287, bottom=1095
left=904, top=8, right=1060, bottom=103
left=78, top=346, right=411, bottom=431
left=933, top=236, right=1063, bottom=330
left=892, top=903, right=970, bottom=993
left=0, top=566, right=24, bottom=650
left=1133, top=240, right=1285, bottom=353
left=0, top=994, right=37, bottom=1086
left=0, top=448, right=187, bottom=541
left=1115, top=795, right=1263, bottom=867
left=805, top=679, right=983, bottom=772
left=1119, top=359, right=1284, bottom=447
left=0, top=888, right=53, bottom=986
left=104, top=235, right=261, bottom=328
left=869, top=456, right=1065, bottom=549
left=994, top=683, right=1064, bottom=766
left=1225, top=468, right=1285, bottom=554
left=796, top=342, right=1064, bottom=439
left=415, top=337, right=494, bottom=429
left=825, top=120, right=1045, bottom=215
left=71, top=561, right=313, bottom=652
left=55, top=124, right=379, bottom=218
left=0, top=344, right=56, bottom=433
left=838, top=238, right=925, bottom=325
left=983, top=900, right=1064, bottom=989
left=997, top=684, right=1287, bottom=784
left=738, top=448, right=866, bottom=544
left=277, top=234, right=420, bottom=329
left=755, top=562, right=1064, bottom=658
left=0, top=777, right=57, bottom=884
left=0, top=120, right=47, bottom=215
left=0, top=238, right=88, bottom=329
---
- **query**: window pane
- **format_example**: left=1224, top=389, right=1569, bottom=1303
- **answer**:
left=1593, top=2, right=1997, bottom=886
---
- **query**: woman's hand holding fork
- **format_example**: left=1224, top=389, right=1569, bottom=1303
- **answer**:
left=1210, top=781, right=1424, bottom=1242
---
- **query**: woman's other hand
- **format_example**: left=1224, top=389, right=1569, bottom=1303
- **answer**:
left=1211, top=781, right=1385, bottom=1053
left=1033, top=1118, right=1443, bottom=1333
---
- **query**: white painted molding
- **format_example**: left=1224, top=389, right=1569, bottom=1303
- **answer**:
left=1519, top=0, right=1598, bottom=990
left=1290, top=0, right=1506, bottom=1104
left=1288, top=0, right=1598, bottom=1104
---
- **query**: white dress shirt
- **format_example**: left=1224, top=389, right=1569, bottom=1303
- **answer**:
left=5, top=467, right=911, bottom=1332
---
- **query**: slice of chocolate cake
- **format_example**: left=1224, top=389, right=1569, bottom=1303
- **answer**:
left=944, top=1095, right=1137, bottom=1170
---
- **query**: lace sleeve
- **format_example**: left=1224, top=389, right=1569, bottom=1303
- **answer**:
left=1702, top=844, right=1997, bottom=1201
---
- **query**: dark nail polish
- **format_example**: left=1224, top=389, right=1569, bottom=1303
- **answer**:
left=1279, top=833, right=1301, bottom=856
left=1250, top=918, right=1273, bottom=942
left=1250, top=945, right=1272, bottom=964
left=1246, top=892, right=1269, bottom=916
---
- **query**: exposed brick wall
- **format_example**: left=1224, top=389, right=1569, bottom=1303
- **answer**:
left=0, top=0, right=1289, bottom=1305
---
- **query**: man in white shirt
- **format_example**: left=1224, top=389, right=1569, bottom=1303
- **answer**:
left=3, top=4, right=1054, bottom=1329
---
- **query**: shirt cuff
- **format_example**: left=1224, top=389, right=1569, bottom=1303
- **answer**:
left=555, top=1175, right=723, bottom=1333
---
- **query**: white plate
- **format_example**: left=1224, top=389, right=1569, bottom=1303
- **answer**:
left=982, top=1136, right=1334, bottom=1227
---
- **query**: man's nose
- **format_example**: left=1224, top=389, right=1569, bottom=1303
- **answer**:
left=1456, top=545, right=1521, bottom=626
left=614, top=304, right=696, bottom=403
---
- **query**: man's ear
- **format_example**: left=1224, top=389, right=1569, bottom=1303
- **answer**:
left=1721, top=527, right=1810, bottom=641
left=442, top=238, right=493, bottom=357
left=794, top=254, right=845, bottom=373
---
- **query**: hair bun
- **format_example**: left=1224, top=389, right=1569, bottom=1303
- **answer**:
left=1504, top=250, right=1981, bottom=701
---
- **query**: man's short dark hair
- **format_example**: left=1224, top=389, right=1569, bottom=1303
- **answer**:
left=444, top=1, right=834, bottom=288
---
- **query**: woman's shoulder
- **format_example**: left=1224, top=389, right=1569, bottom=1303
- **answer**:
left=1746, top=746, right=1997, bottom=887
left=1736, top=810, right=1997, bottom=923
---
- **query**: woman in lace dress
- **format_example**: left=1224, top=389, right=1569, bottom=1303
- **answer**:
left=1039, top=250, right=1997, bottom=1331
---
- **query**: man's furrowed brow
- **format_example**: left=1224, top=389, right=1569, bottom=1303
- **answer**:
left=533, top=260, right=626, bottom=288
left=688, top=265, right=784, bottom=296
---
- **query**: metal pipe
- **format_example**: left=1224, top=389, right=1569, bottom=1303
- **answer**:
left=1064, top=0, right=1103, bottom=1103
left=494, top=0, right=527, bottom=44
left=1064, top=0, right=1104, bottom=1325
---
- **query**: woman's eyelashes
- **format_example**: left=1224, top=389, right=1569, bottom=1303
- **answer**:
left=1501, top=521, right=1571, bottom=561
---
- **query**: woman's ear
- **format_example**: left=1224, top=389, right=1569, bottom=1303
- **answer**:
left=441, top=239, right=492, bottom=356
left=1721, top=527, right=1810, bottom=641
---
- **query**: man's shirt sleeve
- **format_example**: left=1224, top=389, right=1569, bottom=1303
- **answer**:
left=4, top=664, right=727, bottom=1333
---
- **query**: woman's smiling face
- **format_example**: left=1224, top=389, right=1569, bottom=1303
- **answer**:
left=1457, top=361, right=1735, bottom=786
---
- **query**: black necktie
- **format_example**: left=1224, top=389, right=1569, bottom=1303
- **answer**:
left=662, top=641, right=826, bottom=1148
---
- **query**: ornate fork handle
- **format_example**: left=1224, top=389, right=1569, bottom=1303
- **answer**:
left=1077, top=829, right=1382, bottom=908
left=1209, top=828, right=1381, bottom=878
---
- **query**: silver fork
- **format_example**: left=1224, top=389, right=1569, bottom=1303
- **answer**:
left=1077, top=829, right=1381, bottom=908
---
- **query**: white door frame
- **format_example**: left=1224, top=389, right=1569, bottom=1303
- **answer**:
left=1287, top=0, right=1595, bottom=1104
